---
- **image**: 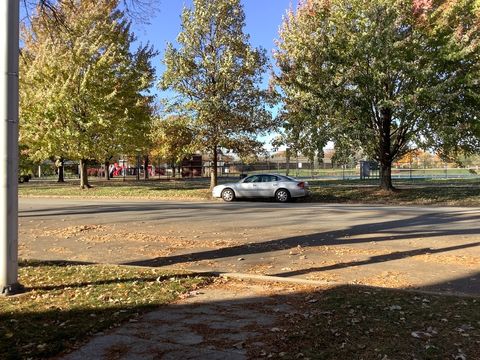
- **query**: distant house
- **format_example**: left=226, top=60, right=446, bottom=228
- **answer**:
left=201, top=151, right=235, bottom=176
left=181, top=154, right=202, bottom=177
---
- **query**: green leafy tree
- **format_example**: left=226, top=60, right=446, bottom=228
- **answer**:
left=20, top=0, right=156, bottom=188
left=18, top=145, right=35, bottom=178
left=160, top=0, right=276, bottom=189
left=276, top=105, right=331, bottom=167
left=331, top=136, right=362, bottom=168
left=274, top=0, right=480, bottom=190
left=150, top=116, right=197, bottom=178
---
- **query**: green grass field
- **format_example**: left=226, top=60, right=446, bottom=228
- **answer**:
left=19, top=176, right=480, bottom=206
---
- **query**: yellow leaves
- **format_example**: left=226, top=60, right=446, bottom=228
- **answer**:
left=20, top=0, right=156, bottom=164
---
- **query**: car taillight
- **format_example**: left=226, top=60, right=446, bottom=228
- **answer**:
left=297, top=182, right=305, bottom=189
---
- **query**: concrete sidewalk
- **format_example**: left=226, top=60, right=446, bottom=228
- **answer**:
left=60, top=279, right=313, bottom=360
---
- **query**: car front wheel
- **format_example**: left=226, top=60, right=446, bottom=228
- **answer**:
left=275, top=189, right=290, bottom=203
left=221, top=188, right=235, bottom=202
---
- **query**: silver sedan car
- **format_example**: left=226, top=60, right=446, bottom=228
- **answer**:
left=212, top=174, right=310, bottom=202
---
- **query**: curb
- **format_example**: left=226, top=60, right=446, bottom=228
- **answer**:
left=216, top=272, right=334, bottom=286
left=168, top=269, right=480, bottom=298
left=120, top=264, right=480, bottom=298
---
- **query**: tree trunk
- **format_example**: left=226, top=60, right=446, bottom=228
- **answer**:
left=285, top=148, right=290, bottom=176
left=379, top=107, right=394, bottom=191
left=379, top=160, right=394, bottom=190
left=79, top=159, right=91, bottom=189
left=104, top=160, right=110, bottom=180
left=143, top=155, right=149, bottom=180
left=57, top=157, right=64, bottom=183
left=210, top=146, right=218, bottom=189
left=171, top=163, right=176, bottom=178
left=136, top=155, right=140, bottom=181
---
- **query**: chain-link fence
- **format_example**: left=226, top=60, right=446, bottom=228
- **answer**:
left=207, top=159, right=479, bottom=180
left=32, top=156, right=480, bottom=181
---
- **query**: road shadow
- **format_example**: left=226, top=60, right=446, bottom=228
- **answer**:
left=271, top=241, right=480, bottom=277
left=422, top=270, right=480, bottom=296
left=18, top=201, right=301, bottom=218
left=124, top=211, right=480, bottom=292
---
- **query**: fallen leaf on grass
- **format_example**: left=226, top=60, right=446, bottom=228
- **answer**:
left=411, top=331, right=432, bottom=339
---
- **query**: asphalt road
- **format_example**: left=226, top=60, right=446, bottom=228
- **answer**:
left=19, top=198, right=480, bottom=295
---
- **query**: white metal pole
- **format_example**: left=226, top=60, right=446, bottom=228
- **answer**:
left=1, top=0, right=21, bottom=295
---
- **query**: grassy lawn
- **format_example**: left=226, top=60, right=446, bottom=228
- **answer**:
left=19, top=177, right=480, bottom=206
left=0, top=261, right=210, bottom=359
left=307, top=181, right=480, bottom=206
left=274, top=285, right=480, bottom=360
left=19, top=178, right=211, bottom=200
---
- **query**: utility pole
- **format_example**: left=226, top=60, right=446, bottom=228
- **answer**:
left=1, top=0, right=22, bottom=295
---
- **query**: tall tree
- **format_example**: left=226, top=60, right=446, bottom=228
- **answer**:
left=274, top=0, right=480, bottom=190
left=20, top=0, right=156, bottom=188
left=160, top=0, right=276, bottom=189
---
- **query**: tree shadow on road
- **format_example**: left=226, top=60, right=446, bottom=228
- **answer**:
left=271, top=241, right=480, bottom=278
left=124, top=211, right=480, bottom=294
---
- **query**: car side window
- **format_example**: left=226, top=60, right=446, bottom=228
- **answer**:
left=243, top=175, right=261, bottom=183
left=243, top=176, right=254, bottom=183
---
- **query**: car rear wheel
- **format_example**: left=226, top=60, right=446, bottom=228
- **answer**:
left=221, top=188, right=235, bottom=202
left=275, top=189, right=290, bottom=203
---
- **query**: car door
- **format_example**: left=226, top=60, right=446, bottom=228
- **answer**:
left=236, top=175, right=260, bottom=197
left=255, top=175, right=278, bottom=197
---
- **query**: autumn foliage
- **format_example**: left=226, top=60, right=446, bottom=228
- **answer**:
left=274, top=0, right=480, bottom=190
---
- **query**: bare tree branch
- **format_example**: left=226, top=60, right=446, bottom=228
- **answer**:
left=22, top=0, right=158, bottom=26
